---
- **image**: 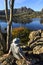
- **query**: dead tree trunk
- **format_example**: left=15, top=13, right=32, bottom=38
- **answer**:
left=4, top=0, right=15, bottom=51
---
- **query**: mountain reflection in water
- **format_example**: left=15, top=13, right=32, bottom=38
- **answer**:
left=0, top=18, right=43, bottom=33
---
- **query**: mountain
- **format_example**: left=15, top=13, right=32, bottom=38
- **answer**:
left=13, top=7, right=34, bottom=14
left=0, top=7, right=35, bottom=15
left=0, top=7, right=43, bottom=23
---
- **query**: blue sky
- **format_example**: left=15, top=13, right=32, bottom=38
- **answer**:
left=0, top=0, right=43, bottom=11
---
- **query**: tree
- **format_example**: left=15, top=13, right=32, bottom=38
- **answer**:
left=4, top=0, right=15, bottom=51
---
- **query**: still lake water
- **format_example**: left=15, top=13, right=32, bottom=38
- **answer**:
left=0, top=18, right=43, bottom=33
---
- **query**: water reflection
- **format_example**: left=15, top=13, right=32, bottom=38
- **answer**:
left=0, top=18, right=43, bottom=33
left=25, top=18, right=43, bottom=30
left=40, top=18, right=43, bottom=24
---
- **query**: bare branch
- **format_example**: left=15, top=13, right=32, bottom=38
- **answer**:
left=4, top=0, right=9, bottom=21
left=9, top=0, right=15, bottom=23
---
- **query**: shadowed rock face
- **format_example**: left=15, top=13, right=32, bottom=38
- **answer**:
left=0, top=29, right=4, bottom=55
left=0, top=32, right=3, bottom=50
left=0, top=32, right=5, bottom=55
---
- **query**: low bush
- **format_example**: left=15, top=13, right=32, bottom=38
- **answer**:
left=12, top=27, right=31, bottom=44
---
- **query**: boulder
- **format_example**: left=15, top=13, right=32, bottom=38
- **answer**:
left=29, top=30, right=41, bottom=41
left=28, top=30, right=43, bottom=61
left=41, top=32, right=43, bottom=37
left=28, top=30, right=41, bottom=46
left=33, top=46, right=43, bottom=54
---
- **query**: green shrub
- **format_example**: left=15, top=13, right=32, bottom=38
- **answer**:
left=12, top=27, right=31, bottom=44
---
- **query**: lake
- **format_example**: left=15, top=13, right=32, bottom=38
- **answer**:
left=0, top=18, right=43, bottom=33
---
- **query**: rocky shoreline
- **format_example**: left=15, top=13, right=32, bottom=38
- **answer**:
left=0, top=30, right=43, bottom=65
